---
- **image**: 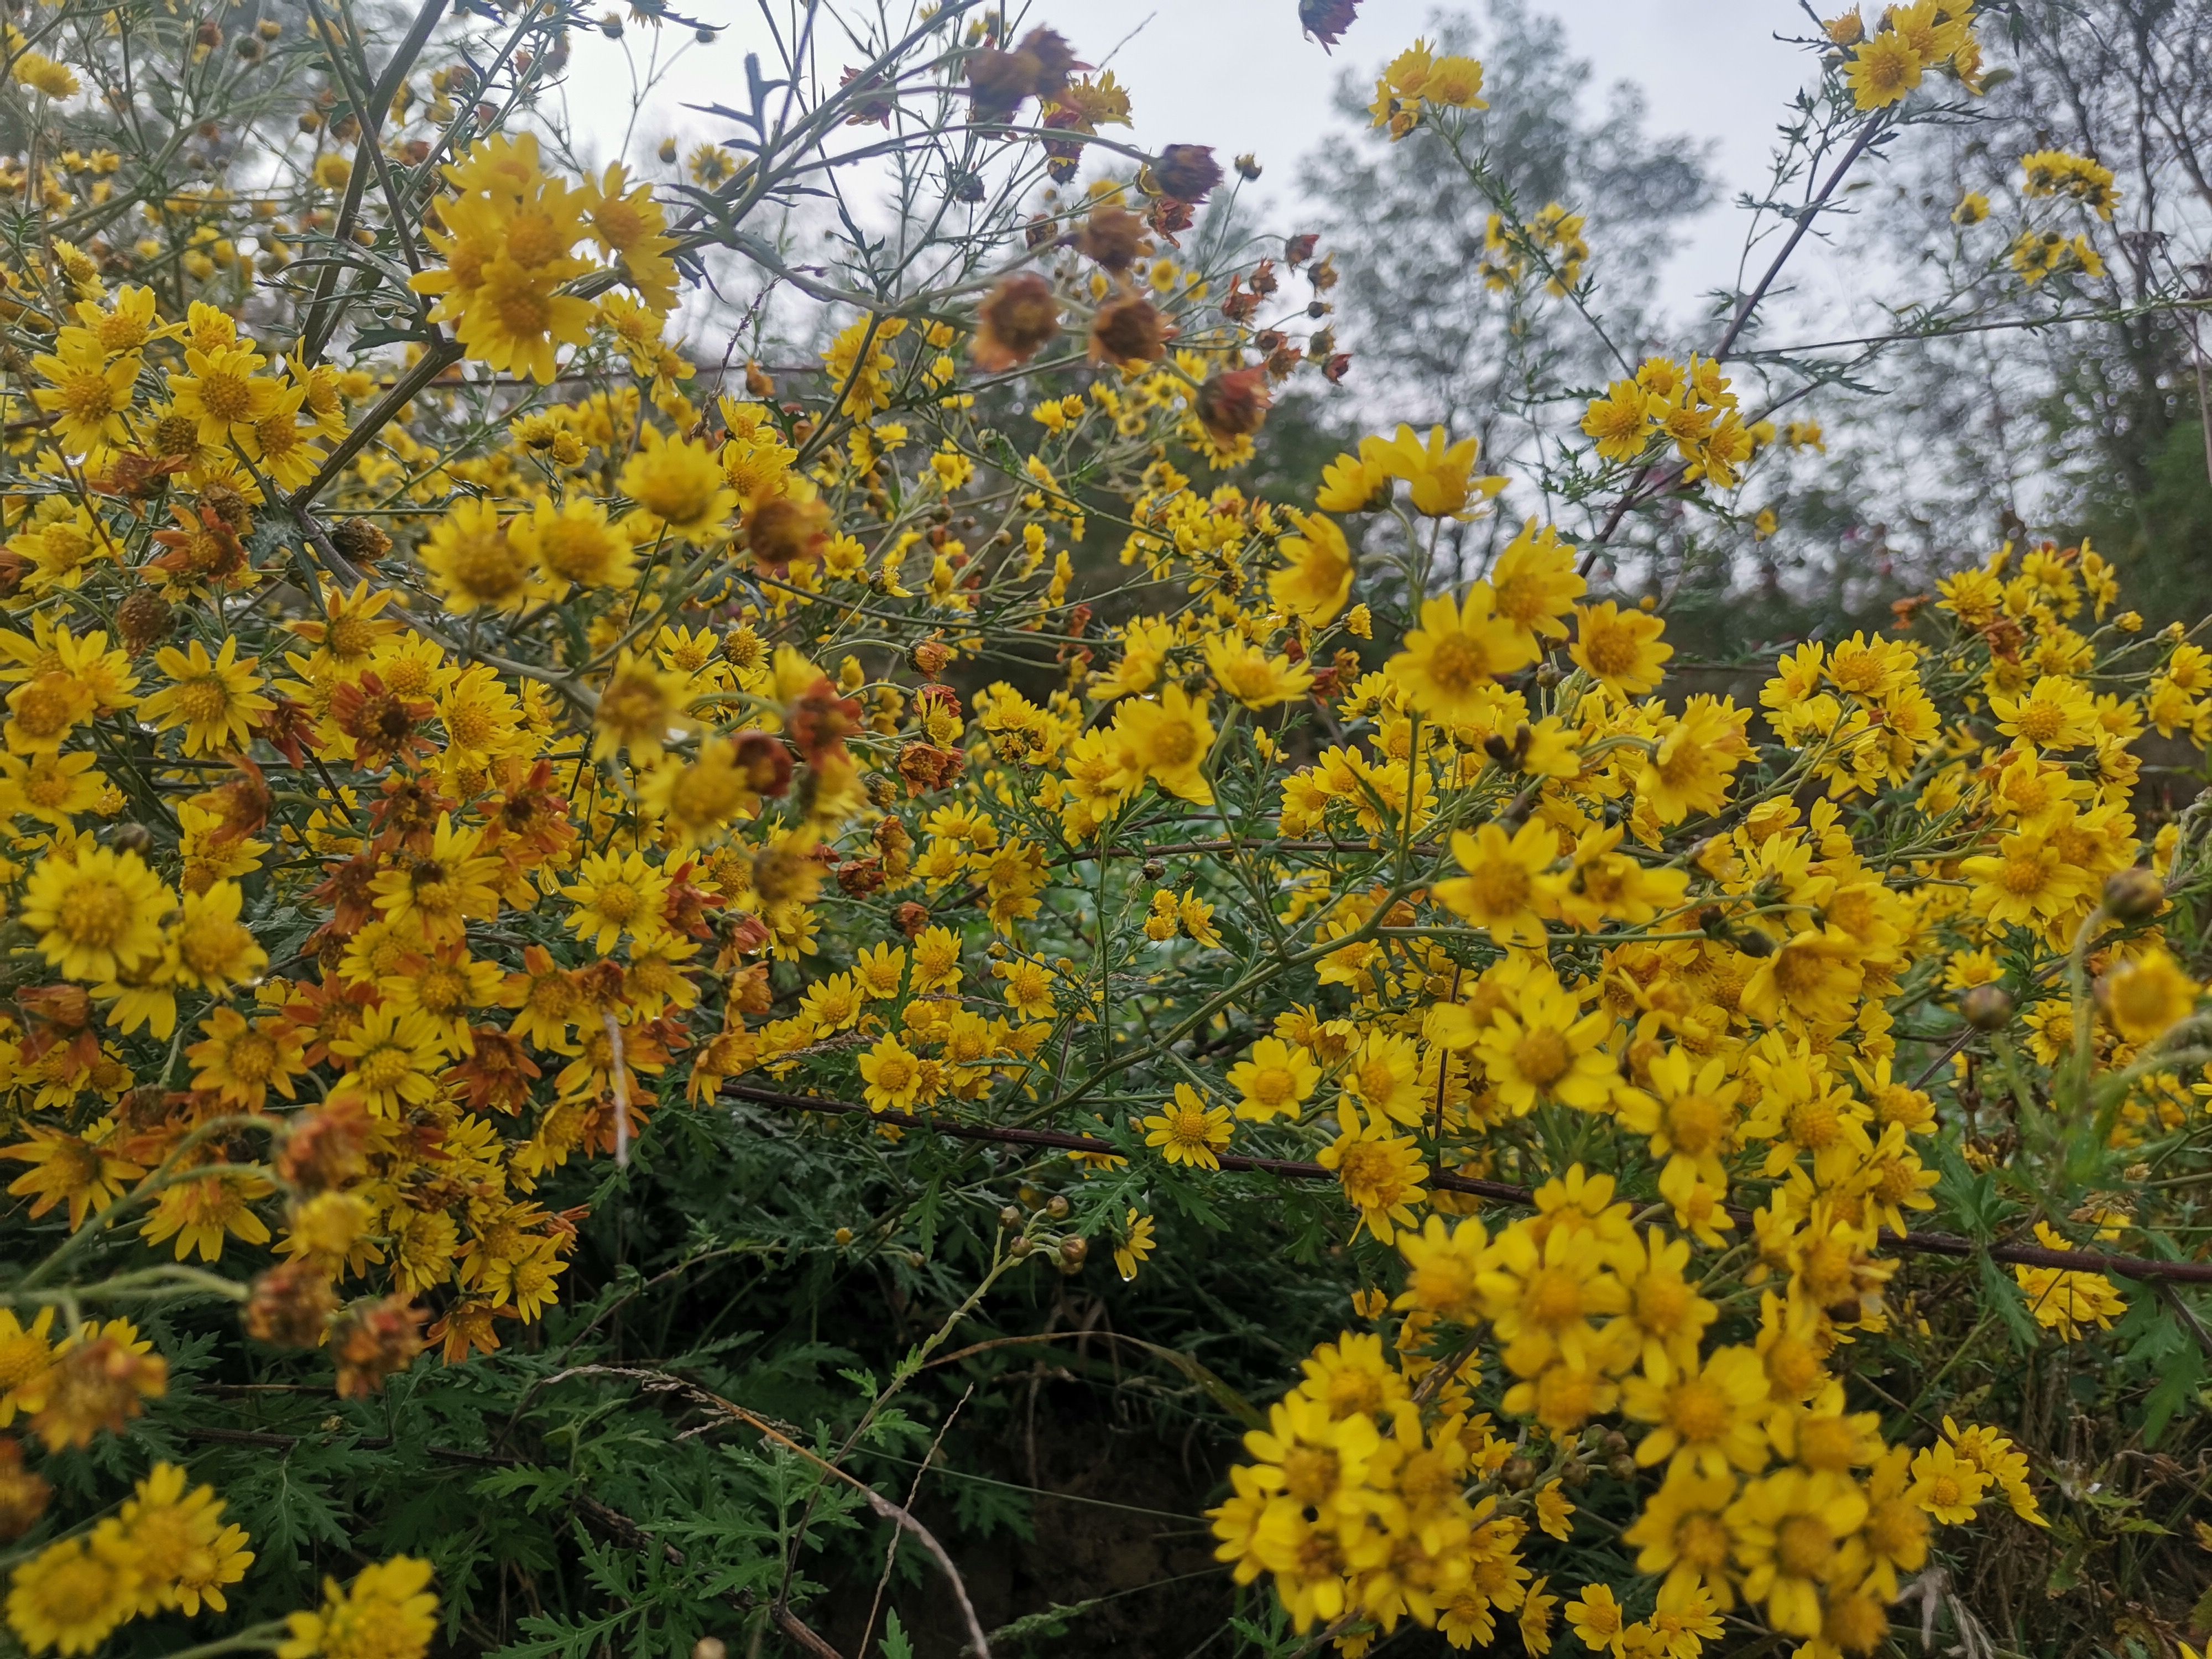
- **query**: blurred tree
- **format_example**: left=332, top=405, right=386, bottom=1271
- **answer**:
left=1758, top=0, right=2212, bottom=629
left=1280, top=0, right=1715, bottom=586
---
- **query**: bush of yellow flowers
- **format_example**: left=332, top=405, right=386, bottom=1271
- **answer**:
left=0, top=0, right=2206, bottom=1653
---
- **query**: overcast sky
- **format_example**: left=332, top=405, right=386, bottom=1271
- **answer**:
left=552, top=1, right=1818, bottom=327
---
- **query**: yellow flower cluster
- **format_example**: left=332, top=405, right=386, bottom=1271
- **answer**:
left=2018, top=148, right=2120, bottom=218
left=1837, top=2, right=1983, bottom=109
left=1481, top=204, right=1591, bottom=297
left=0, top=1305, right=431, bottom=1656
left=411, top=134, right=678, bottom=384
left=1015, top=403, right=2201, bottom=1653
left=1579, top=358, right=1759, bottom=489
left=1214, top=1190, right=2048, bottom=1657
left=1368, top=40, right=1490, bottom=139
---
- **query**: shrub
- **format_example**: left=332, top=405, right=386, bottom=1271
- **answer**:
left=0, top=3, right=2206, bottom=1657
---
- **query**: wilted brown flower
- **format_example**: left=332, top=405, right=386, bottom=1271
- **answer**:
left=200, top=755, right=273, bottom=846
left=788, top=679, right=863, bottom=764
left=1089, top=292, right=1175, bottom=367
left=896, top=742, right=967, bottom=796
left=0, top=1439, right=50, bottom=1542
left=972, top=273, right=1060, bottom=372
left=246, top=1260, right=342, bottom=1347
left=450, top=1029, right=541, bottom=1114
left=277, top=1095, right=372, bottom=1193
left=332, top=515, right=392, bottom=564
left=333, top=1295, right=428, bottom=1398
left=1299, top=0, right=1362, bottom=50
left=1152, top=143, right=1223, bottom=204
left=330, top=671, right=437, bottom=769
left=28, top=1335, right=168, bottom=1449
left=966, top=28, right=1081, bottom=122
left=116, top=585, right=172, bottom=654
left=1075, top=205, right=1150, bottom=272
left=744, top=494, right=832, bottom=571
left=733, top=731, right=794, bottom=796
left=1196, top=366, right=1274, bottom=444
left=836, top=856, right=886, bottom=897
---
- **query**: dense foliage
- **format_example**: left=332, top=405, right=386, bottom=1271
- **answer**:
left=0, top=2, right=2208, bottom=1656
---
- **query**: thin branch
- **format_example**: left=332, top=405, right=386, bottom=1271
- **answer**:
left=540, top=1364, right=989, bottom=1657
left=723, top=1084, right=2212, bottom=1286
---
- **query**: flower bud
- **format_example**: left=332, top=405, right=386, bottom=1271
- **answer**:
left=332, top=515, right=392, bottom=565
left=1960, top=984, right=2015, bottom=1031
left=2101, top=865, right=2165, bottom=922
left=1046, top=1194, right=1071, bottom=1219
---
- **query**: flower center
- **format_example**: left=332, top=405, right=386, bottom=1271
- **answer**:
left=1774, top=1515, right=1834, bottom=1579
left=1513, top=1027, right=1571, bottom=1087
left=58, top=878, right=131, bottom=947
left=356, top=1045, right=413, bottom=1091
left=1525, top=1265, right=1584, bottom=1328
left=1582, top=623, right=1639, bottom=677
left=197, top=371, right=252, bottom=421
left=1424, top=632, right=1488, bottom=693
left=228, top=1033, right=276, bottom=1082
left=174, top=679, right=231, bottom=724
left=1666, top=1378, right=1732, bottom=1442
left=592, top=881, right=640, bottom=924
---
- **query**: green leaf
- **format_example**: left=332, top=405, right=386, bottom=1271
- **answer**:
left=2135, top=1311, right=2204, bottom=1447
left=1976, top=1250, right=2041, bottom=1353
left=492, top=1608, right=637, bottom=1659
left=476, top=1465, right=580, bottom=1513
left=915, top=1174, right=944, bottom=1253
left=989, top=1597, right=1102, bottom=1647
left=948, top=1472, right=1034, bottom=1541
left=880, top=1609, right=915, bottom=1659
